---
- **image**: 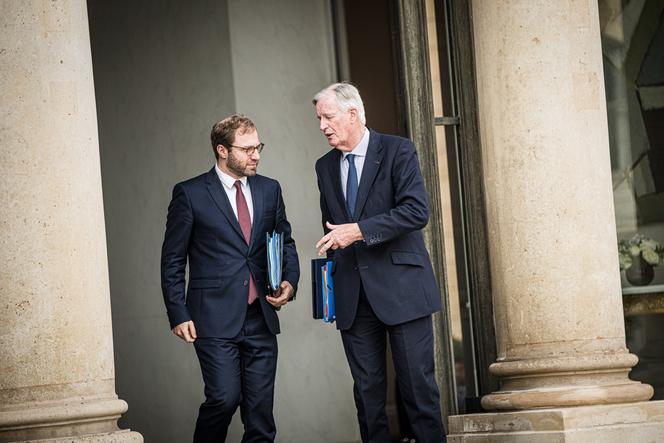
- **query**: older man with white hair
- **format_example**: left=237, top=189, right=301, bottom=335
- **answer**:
left=313, top=82, right=446, bottom=442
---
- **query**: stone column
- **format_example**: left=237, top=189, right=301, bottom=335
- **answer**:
left=0, top=2, right=141, bottom=441
left=448, top=0, right=664, bottom=441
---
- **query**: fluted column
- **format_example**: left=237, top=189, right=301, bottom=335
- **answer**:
left=468, top=0, right=651, bottom=412
left=0, top=1, right=141, bottom=441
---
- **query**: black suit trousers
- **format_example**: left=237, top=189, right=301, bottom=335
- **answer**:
left=193, top=302, right=278, bottom=443
left=340, top=288, right=446, bottom=443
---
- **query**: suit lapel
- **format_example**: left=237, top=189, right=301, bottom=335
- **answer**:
left=354, top=130, right=383, bottom=220
left=248, top=175, right=263, bottom=249
left=205, top=168, right=245, bottom=241
left=326, top=149, right=351, bottom=221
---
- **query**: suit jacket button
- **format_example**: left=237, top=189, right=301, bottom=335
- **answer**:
left=243, top=280, right=248, bottom=286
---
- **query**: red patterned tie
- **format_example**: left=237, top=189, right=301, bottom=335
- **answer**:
left=234, top=181, right=258, bottom=305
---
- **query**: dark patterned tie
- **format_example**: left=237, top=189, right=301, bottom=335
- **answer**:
left=234, top=181, right=258, bottom=305
left=346, top=154, right=358, bottom=218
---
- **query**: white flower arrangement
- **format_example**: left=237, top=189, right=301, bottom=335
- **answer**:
left=618, top=234, right=664, bottom=270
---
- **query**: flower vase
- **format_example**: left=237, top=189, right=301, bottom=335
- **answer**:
left=625, top=256, right=655, bottom=286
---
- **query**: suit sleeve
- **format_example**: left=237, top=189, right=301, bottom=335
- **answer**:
left=160, top=183, right=193, bottom=329
left=275, top=182, right=300, bottom=298
left=357, top=139, right=429, bottom=246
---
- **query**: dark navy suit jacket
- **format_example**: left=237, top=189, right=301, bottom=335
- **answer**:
left=161, top=168, right=299, bottom=338
left=315, top=129, right=441, bottom=330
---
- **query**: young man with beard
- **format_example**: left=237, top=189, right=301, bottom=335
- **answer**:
left=161, top=114, right=299, bottom=442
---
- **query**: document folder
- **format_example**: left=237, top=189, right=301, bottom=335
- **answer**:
left=311, top=258, right=325, bottom=319
left=266, top=231, right=283, bottom=292
left=311, top=258, right=335, bottom=323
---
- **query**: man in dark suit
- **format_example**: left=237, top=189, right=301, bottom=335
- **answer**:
left=313, top=83, right=446, bottom=442
left=161, top=114, right=299, bottom=443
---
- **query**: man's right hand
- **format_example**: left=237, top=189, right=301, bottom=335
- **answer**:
left=172, top=320, right=197, bottom=343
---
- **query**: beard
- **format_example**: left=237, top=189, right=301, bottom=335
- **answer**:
left=227, top=151, right=257, bottom=177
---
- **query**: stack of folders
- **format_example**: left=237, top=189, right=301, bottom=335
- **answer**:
left=266, top=231, right=283, bottom=292
left=311, top=258, right=335, bottom=323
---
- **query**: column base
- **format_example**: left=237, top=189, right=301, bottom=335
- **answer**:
left=482, top=351, right=654, bottom=410
left=481, top=380, right=654, bottom=410
left=20, top=430, right=143, bottom=442
left=448, top=401, right=664, bottom=442
left=0, top=398, right=143, bottom=442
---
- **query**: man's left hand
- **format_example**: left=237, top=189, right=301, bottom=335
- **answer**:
left=266, top=280, right=293, bottom=307
left=316, top=221, right=364, bottom=255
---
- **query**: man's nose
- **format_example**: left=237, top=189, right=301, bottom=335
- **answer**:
left=319, top=119, right=327, bottom=131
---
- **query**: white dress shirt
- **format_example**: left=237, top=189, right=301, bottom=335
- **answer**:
left=340, top=127, right=369, bottom=198
left=215, top=164, right=254, bottom=223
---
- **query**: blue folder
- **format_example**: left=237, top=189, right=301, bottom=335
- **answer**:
left=266, top=231, right=283, bottom=292
left=322, top=262, right=335, bottom=323
left=311, top=258, right=335, bottom=323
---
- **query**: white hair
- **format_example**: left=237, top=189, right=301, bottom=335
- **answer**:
left=312, top=82, right=366, bottom=125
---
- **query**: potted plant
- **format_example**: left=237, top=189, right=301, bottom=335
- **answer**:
left=618, top=234, right=664, bottom=286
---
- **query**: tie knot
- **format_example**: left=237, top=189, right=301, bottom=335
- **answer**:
left=346, top=153, right=355, bottom=163
left=234, top=180, right=242, bottom=190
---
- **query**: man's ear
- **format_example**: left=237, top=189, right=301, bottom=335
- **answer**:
left=348, top=107, right=358, bottom=123
left=217, top=144, right=227, bottom=159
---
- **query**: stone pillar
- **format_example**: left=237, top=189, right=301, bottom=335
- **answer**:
left=448, top=0, right=664, bottom=441
left=0, top=2, right=141, bottom=441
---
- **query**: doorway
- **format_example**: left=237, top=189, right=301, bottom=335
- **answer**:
left=331, top=0, right=495, bottom=437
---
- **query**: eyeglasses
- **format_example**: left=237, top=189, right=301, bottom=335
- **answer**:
left=229, top=143, right=265, bottom=156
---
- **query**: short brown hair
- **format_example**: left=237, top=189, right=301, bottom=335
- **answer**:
left=210, top=114, right=256, bottom=159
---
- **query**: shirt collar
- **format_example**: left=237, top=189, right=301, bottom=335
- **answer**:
left=342, top=127, right=369, bottom=160
left=215, top=164, right=247, bottom=190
